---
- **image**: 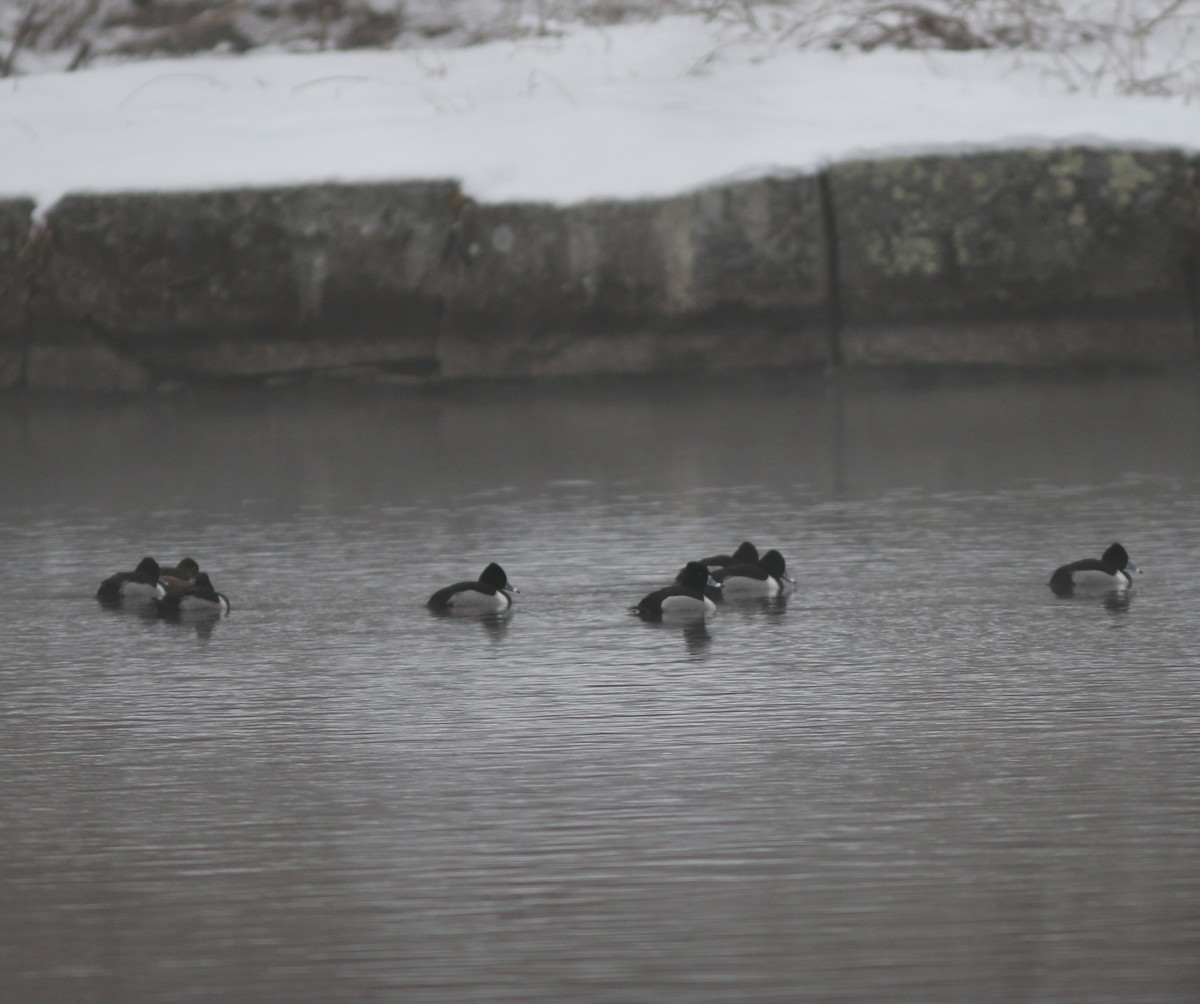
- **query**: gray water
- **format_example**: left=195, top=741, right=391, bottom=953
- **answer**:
left=2, top=369, right=1199, bottom=1004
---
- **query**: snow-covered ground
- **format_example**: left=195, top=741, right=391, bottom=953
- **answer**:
left=1, top=7, right=1198, bottom=216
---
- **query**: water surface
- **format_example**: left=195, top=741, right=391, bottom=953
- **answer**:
left=3, top=369, right=1199, bottom=1003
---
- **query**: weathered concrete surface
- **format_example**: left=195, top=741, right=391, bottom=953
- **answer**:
left=828, top=148, right=1200, bottom=366
left=440, top=177, right=831, bottom=379
left=0, top=199, right=35, bottom=389
left=25, top=175, right=830, bottom=388
left=6, top=147, right=1200, bottom=391
left=30, top=182, right=463, bottom=390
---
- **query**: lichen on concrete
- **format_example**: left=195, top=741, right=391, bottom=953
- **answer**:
left=1101, top=150, right=1160, bottom=207
left=829, top=146, right=1197, bottom=366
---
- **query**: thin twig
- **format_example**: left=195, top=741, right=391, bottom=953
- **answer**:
left=1, top=1, right=41, bottom=78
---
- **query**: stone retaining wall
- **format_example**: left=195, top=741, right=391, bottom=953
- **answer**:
left=831, top=149, right=1199, bottom=367
left=2, top=146, right=1197, bottom=391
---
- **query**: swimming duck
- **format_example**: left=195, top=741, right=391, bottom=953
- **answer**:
left=159, top=557, right=200, bottom=595
left=634, top=561, right=718, bottom=619
left=713, top=548, right=793, bottom=596
left=427, top=562, right=516, bottom=612
left=157, top=572, right=231, bottom=616
left=96, top=556, right=165, bottom=604
left=1049, top=543, right=1141, bottom=595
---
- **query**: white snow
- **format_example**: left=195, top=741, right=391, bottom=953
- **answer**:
left=1, top=15, right=1197, bottom=215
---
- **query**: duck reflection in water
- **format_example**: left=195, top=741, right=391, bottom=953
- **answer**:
left=478, top=611, right=511, bottom=640
left=679, top=617, right=712, bottom=656
left=732, top=593, right=790, bottom=618
left=1103, top=590, right=1133, bottom=614
left=186, top=615, right=223, bottom=641
left=427, top=602, right=513, bottom=642
left=637, top=614, right=712, bottom=657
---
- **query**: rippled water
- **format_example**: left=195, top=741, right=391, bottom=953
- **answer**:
left=3, top=369, right=1199, bottom=1003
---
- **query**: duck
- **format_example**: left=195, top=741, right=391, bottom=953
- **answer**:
left=159, top=557, right=200, bottom=595
left=634, top=561, right=718, bottom=619
left=696, top=540, right=759, bottom=568
left=675, top=542, right=757, bottom=603
left=712, top=548, right=793, bottom=596
left=427, top=562, right=516, bottom=612
left=157, top=572, right=231, bottom=617
left=1049, top=542, right=1141, bottom=595
left=96, top=556, right=165, bottom=604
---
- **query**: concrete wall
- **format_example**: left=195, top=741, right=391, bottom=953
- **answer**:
left=2, top=146, right=1197, bottom=391
left=440, top=177, right=831, bottom=380
left=26, top=182, right=461, bottom=391
left=830, top=149, right=1199, bottom=367
left=0, top=198, right=35, bottom=388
